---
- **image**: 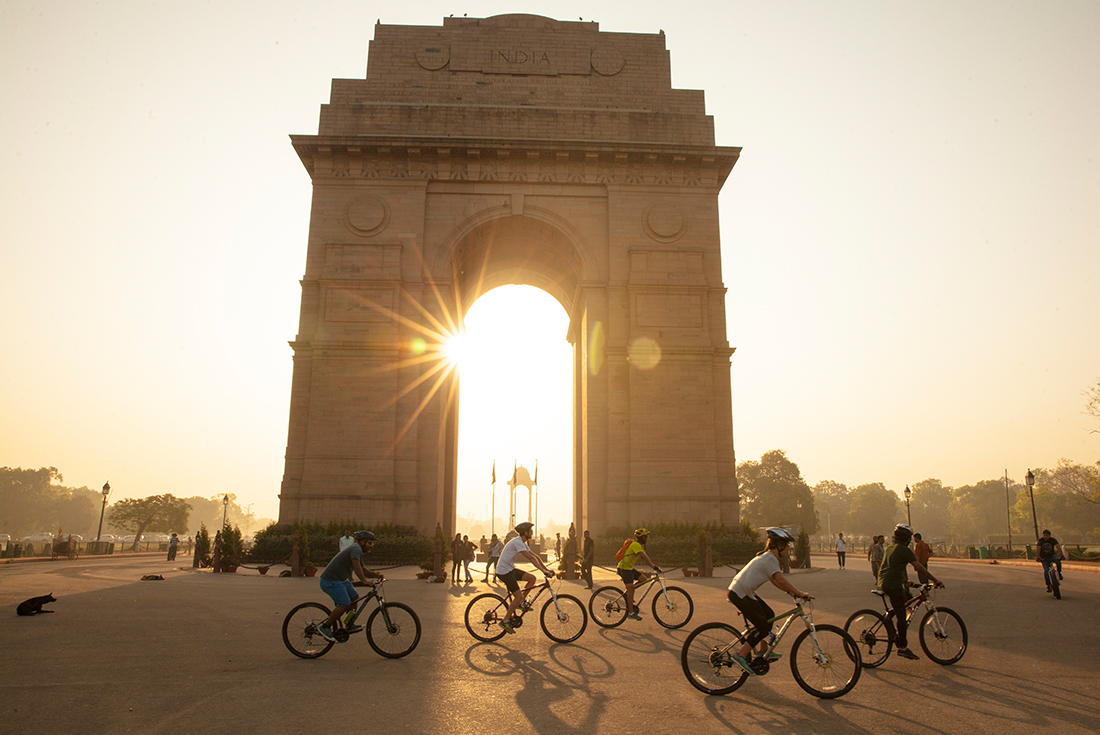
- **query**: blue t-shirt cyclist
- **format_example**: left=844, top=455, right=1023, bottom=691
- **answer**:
left=318, top=530, right=383, bottom=641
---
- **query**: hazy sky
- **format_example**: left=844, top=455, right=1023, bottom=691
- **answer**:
left=3, top=1, right=1098, bottom=527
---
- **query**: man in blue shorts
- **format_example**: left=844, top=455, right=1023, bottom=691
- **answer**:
left=318, top=530, right=383, bottom=641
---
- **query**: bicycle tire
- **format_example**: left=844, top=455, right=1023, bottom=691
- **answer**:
left=652, top=585, right=694, bottom=629
left=540, top=594, right=588, bottom=643
left=464, top=593, right=509, bottom=642
left=589, top=586, right=628, bottom=628
left=789, top=624, right=862, bottom=699
left=1050, top=571, right=1061, bottom=599
left=366, top=602, right=422, bottom=659
left=282, top=602, right=335, bottom=659
left=843, top=608, right=892, bottom=668
left=918, top=606, right=967, bottom=665
left=680, top=622, right=750, bottom=695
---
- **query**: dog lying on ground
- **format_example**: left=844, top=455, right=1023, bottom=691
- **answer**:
left=17, top=593, right=56, bottom=616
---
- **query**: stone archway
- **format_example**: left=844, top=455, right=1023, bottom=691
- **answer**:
left=277, top=14, right=742, bottom=537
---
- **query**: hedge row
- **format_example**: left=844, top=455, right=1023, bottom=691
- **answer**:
left=248, top=521, right=437, bottom=567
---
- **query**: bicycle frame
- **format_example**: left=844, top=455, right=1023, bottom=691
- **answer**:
left=876, top=583, right=935, bottom=628
left=507, top=576, right=563, bottom=618
left=720, top=600, right=819, bottom=661
left=340, top=581, right=394, bottom=632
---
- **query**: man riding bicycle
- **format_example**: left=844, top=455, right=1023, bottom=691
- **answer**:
left=878, top=523, right=944, bottom=660
left=1036, top=529, right=1063, bottom=593
left=726, top=527, right=812, bottom=674
left=317, top=530, right=383, bottom=641
left=618, top=528, right=661, bottom=621
left=496, top=521, right=556, bottom=634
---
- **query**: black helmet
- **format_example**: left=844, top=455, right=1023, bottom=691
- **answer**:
left=515, top=522, right=534, bottom=535
left=354, top=530, right=376, bottom=541
left=766, top=527, right=795, bottom=545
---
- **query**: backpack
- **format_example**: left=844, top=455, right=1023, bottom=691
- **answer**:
left=615, top=539, right=634, bottom=562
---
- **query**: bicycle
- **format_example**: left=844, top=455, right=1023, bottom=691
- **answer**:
left=1040, top=557, right=1062, bottom=599
left=844, top=582, right=967, bottom=667
left=282, top=578, right=421, bottom=659
left=464, top=575, right=588, bottom=644
left=681, top=597, right=862, bottom=699
left=588, top=568, right=694, bottom=629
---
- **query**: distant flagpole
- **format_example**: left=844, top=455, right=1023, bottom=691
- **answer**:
left=534, top=459, right=538, bottom=533
left=491, top=460, right=496, bottom=538
left=510, top=461, right=518, bottom=529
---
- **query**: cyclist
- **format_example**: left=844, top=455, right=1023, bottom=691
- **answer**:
left=496, top=521, right=556, bottom=634
left=1036, top=529, right=1063, bottom=593
left=618, top=528, right=661, bottom=621
left=727, top=527, right=812, bottom=674
left=878, top=523, right=944, bottom=660
left=317, top=530, right=383, bottom=641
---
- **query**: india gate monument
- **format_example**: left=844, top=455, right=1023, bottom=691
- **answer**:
left=276, top=14, right=741, bottom=537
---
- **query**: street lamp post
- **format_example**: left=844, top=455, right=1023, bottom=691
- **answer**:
left=96, top=482, right=111, bottom=542
left=904, top=485, right=912, bottom=527
left=222, top=494, right=230, bottom=529
left=1026, top=469, right=1040, bottom=542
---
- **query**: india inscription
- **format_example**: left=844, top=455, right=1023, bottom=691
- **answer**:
left=278, top=14, right=742, bottom=538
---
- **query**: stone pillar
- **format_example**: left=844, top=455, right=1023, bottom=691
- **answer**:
left=703, top=532, right=713, bottom=578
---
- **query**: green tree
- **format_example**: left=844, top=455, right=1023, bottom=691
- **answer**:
left=950, top=479, right=1013, bottom=542
left=737, top=450, right=819, bottom=535
left=908, top=479, right=954, bottom=540
left=0, top=466, right=62, bottom=534
left=812, top=480, right=850, bottom=538
left=846, top=483, right=900, bottom=537
left=1045, top=459, right=1100, bottom=505
left=1085, top=378, right=1100, bottom=434
left=108, top=494, right=192, bottom=551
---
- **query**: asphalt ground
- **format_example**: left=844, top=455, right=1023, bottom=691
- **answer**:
left=2, top=553, right=1097, bottom=734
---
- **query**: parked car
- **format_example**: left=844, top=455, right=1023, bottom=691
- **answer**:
left=22, top=532, right=54, bottom=543
left=0, top=533, right=11, bottom=545
left=94, top=534, right=119, bottom=543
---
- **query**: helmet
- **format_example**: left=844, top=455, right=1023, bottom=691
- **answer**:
left=354, top=530, right=376, bottom=541
left=893, top=523, right=913, bottom=542
left=634, top=527, right=650, bottom=538
left=766, top=527, right=795, bottom=545
left=515, top=522, right=534, bottom=535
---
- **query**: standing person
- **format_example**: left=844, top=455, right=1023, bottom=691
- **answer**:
left=484, top=533, right=504, bottom=582
left=167, top=533, right=179, bottom=561
left=317, top=530, right=383, bottom=641
left=835, top=533, right=847, bottom=569
left=869, top=535, right=885, bottom=582
left=496, top=522, right=556, bottom=634
left=581, top=530, right=595, bottom=589
left=913, top=533, right=933, bottom=584
left=555, top=533, right=562, bottom=560
left=338, top=529, right=355, bottom=552
left=462, top=534, right=476, bottom=583
left=1036, top=529, right=1063, bottom=593
left=186, top=536, right=193, bottom=556
left=878, top=524, right=944, bottom=660
left=617, top=528, right=661, bottom=620
left=450, top=533, right=463, bottom=584
left=726, top=528, right=813, bottom=674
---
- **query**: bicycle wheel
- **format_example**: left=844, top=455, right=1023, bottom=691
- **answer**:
left=540, top=594, right=588, bottom=643
left=464, top=593, right=509, bottom=642
left=918, top=607, right=968, bottom=665
left=680, top=622, right=750, bottom=695
left=652, top=586, right=694, bottom=629
left=282, top=602, right=335, bottom=659
left=843, top=608, right=892, bottom=668
left=789, top=624, right=862, bottom=699
left=366, top=602, right=421, bottom=659
left=1049, top=568, right=1061, bottom=599
left=589, top=586, right=628, bottom=628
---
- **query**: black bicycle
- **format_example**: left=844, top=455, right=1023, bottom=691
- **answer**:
left=844, top=583, right=967, bottom=667
left=464, top=575, right=588, bottom=644
left=282, top=578, right=421, bottom=659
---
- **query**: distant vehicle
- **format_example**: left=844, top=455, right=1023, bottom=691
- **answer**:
left=22, top=532, right=54, bottom=543
left=95, top=534, right=119, bottom=543
left=120, top=534, right=145, bottom=543
left=0, top=533, right=11, bottom=545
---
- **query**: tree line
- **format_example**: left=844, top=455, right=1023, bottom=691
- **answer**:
left=739, top=450, right=1100, bottom=544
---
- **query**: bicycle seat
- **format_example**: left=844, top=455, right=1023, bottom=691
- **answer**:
left=871, top=589, right=885, bottom=597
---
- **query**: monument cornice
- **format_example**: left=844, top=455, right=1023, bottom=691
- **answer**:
left=291, top=134, right=740, bottom=188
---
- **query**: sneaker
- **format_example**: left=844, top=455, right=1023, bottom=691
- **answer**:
left=766, top=651, right=783, bottom=661
left=731, top=653, right=755, bottom=675
left=318, top=625, right=336, bottom=642
left=345, top=624, right=364, bottom=635
left=1046, top=585, right=1052, bottom=593
left=897, top=648, right=920, bottom=660
left=626, top=611, right=643, bottom=620
left=498, top=620, right=515, bottom=635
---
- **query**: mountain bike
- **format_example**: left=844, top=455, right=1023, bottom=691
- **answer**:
left=681, top=597, right=862, bottom=699
left=464, top=575, right=588, bottom=644
left=844, top=582, right=967, bottom=667
left=589, top=568, right=694, bottom=629
left=282, top=578, right=421, bottom=659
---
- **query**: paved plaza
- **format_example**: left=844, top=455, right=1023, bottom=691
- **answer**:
left=2, top=553, right=1098, bottom=734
